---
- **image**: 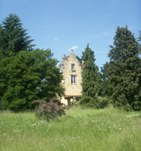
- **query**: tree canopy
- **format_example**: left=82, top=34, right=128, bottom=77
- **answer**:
left=138, top=31, right=141, bottom=54
left=0, top=14, right=34, bottom=56
left=0, top=49, right=64, bottom=111
left=0, top=14, right=64, bottom=111
left=107, top=26, right=141, bottom=110
left=80, top=44, right=99, bottom=107
left=0, top=14, right=141, bottom=111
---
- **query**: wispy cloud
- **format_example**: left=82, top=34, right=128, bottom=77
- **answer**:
left=69, top=45, right=78, bottom=50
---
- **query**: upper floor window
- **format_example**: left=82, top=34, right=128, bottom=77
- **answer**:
left=71, top=63, right=75, bottom=72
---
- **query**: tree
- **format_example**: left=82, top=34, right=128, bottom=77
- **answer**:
left=138, top=31, right=141, bottom=54
left=98, top=62, right=113, bottom=97
left=0, top=14, right=34, bottom=56
left=0, top=14, right=64, bottom=111
left=0, top=49, right=64, bottom=111
left=80, top=44, right=99, bottom=107
left=107, top=26, right=141, bottom=110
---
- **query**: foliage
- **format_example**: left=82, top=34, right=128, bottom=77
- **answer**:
left=80, top=96, right=109, bottom=109
left=0, top=14, right=64, bottom=111
left=107, top=26, right=141, bottom=111
left=0, top=14, right=34, bottom=56
left=138, top=31, right=141, bottom=55
left=96, top=97, right=109, bottom=108
left=98, top=63, right=113, bottom=97
left=0, top=49, right=64, bottom=111
left=80, top=96, right=96, bottom=108
left=35, top=98, right=65, bottom=121
left=80, top=44, right=100, bottom=107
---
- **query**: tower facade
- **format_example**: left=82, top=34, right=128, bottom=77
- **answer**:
left=60, top=50, right=82, bottom=105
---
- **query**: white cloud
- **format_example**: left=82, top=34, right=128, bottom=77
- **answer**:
left=69, top=45, right=78, bottom=50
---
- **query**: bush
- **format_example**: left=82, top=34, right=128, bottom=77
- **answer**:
left=113, top=97, right=141, bottom=111
left=96, top=97, right=109, bottom=109
left=80, top=96, right=95, bottom=108
left=35, top=98, right=65, bottom=121
left=80, top=96, right=109, bottom=109
left=124, top=103, right=132, bottom=112
left=131, top=101, right=141, bottom=111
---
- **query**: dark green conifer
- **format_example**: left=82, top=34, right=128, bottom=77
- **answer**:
left=80, top=44, right=99, bottom=107
left=108, top=26, right=141, bottom=110
left=0, top=14, right=34, bottom=56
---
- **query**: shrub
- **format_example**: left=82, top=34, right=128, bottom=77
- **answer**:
left=35, top=98, right=65, bottom=121
left=96, top=97, right=109, bottom=109
left=124, top=103, right=132, bottom=112
left=80, top=96, right=96, bottom=108
left=131, top=101, right=141, bottom=111
left=80, top=96, right=109, bottom=109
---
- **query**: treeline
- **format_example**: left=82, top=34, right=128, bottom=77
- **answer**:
left=0, top=14, right=141, bottom=111
left=81, top=27, right=141, bottom=111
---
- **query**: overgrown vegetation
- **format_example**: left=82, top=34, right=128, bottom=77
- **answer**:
left=35, top=98, right=65, bottom=121
left=0, top=107, right=141, bottom=151
left=80, top=96, right=109, bottom=109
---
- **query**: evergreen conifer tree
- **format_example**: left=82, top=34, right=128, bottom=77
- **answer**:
left=80, top=45, right=99, bottom=107
left=0, top=14, right=34, bottom=56
left=108, top=26, right=141, bottom=110
left=138, top=32, right=141, bottom=54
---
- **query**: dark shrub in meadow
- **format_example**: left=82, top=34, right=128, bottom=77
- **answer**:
left=35, top=98, right=65, bottom=121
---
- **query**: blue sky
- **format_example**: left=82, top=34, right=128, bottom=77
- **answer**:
left=0, top=0, right=140, bottom=68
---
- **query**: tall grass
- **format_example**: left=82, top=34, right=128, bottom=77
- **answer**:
left=0, top=107, right=141, bottom=151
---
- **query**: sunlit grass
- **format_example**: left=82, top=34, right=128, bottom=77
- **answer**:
left=0, top=106, right=141, bottom=151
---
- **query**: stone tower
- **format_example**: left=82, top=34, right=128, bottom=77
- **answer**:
left=60, top=50, right=82, bottom=105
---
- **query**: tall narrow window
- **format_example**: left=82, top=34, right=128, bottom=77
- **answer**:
left=71, top=63, right=75, bottom=72
left=71, top=75, right=76, bottom=84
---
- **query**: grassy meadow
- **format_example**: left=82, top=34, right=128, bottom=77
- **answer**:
left=0, top=106, right=141, bottom=151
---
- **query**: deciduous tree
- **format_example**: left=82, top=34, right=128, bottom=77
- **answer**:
left=0, top=49, right=64, bottom=111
